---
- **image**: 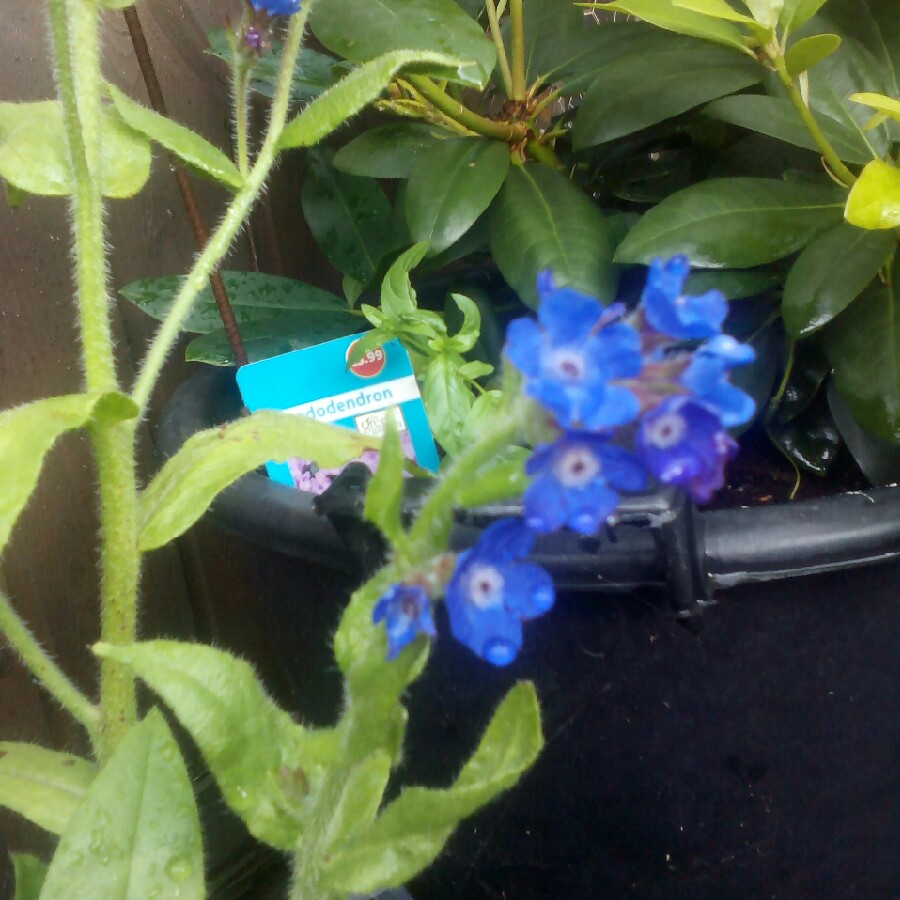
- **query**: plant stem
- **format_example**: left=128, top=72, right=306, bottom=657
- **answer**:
left=132, top=6, right=313, bottom=412
left=484, top=0, right=514, bottom=97
left=406, top=75, right=524, bottom=143
left=772, top=55, right=856, bottom=187
left=0, top=591, right=100, bottom=746
left=509, top=0, right=526, bottom=101
left=232, top=52, right=252, bottom=179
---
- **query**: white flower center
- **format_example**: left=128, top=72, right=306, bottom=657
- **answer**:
left=552, top=444, right=601, bottom=488
left=466, top=564, right=505, bottom=609
left=549, top=347, right=586, bottom=381
left=646, top=410, right=687, bottom=448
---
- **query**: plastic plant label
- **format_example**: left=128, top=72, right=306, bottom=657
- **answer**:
left=236, top=334, right=439, bottom=492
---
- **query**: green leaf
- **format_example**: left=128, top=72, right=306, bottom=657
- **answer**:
left=94, top=643, right=306, bottom=850
left=595, top=0, right=755, bottom=54
left=333, top=123, right=446, bottom=179
left=683, top=267, right=782, bottom=299
left=105, top=83, right=242, bottom=190
left=844, top=160, right=900, bottom=230
left=309, top=0, right=496, bottom=88
left=446, top=292, right=481, bottom=353
left=728, top=320, right=782, bottom=435
left=850, top=91, right=900, bottom=125
left=381, top=243, right=430, bottom=320
left=768, top=392, right=842, bottom=475
left=11, top=854, right=46, bottom=900
left=824, top=255, right=900, bottom=442
left=185, top=311, right=362, bottom=366
left=323, top=682, right=543, bottom=893
left=322, top=751, right=392, bottom=853
left=455, top=446, right=529, bottom=507
left=4, top=181, right=26, bottom=209
left=783, top=33, right=841, bottom=76
left=743, top=0, right=784, bottom=28
left=406, top=138, right=510, bottom=255
left=615, top=177, right=845, bottom=268
left=0, top=101, right=150, bottom=199
left=120, top=271, right=348, bottom=334
left=782, top=223, right=894, bottom=336
left=279, top=49, right=477, bottom=151
left=39, top=710, right=203, bottom=900
left=703, top=95, right=874, bottom=164
left=0, top=744, right=95, bottom=836
left=364, top=415, right=405, bottom=546
left=778, top=0, right=830, bottom=32
left=489, top=165, right=617, bottom=309
left=301, top=150, right=394, bottom=282
left=139, top=411, right=380, bottom=550
left=423, top=354, right=474, bottom=455
left=0, top=393, right=136, bottom=554
left=573, top=42, right=759, bottom=148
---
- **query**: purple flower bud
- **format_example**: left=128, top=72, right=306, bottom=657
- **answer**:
left=373, top=584, right=436, bottom=660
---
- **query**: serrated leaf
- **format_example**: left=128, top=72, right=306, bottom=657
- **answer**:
left=423, top=354, right=474, bottom=455
left=120, top=271, right=349, bottom=334
left=782, top=222, right=894, bottom=336
left=39, top=710, right=203, bottom=900
left=489, top=165, right=617, bottom=309
left=139, top=411, right=380, bottom=550
left=279, top=50, right=475, bottom=151
left=185, top=311, right=362, bottom=366
left=301, top=150, right=394, bottom=283
left=0, top=744, right=95, bottom=836
left=615, top=177, right=844, bottom=268
left=573, top=42, right=759, bottom=148
left=310, top=0, right=495, bottom=88
left=406, top=138, right=510, bottom=255
left=844, top=160, right=900, bottom=230
left=12, top=853, right=45, bottom=900
left=0, top=101, right=150, bottom=199
left=703, top=94, right=873, bottom=164
left=0, top=393, right=135, bottom=554
left=333, top=123, right=446, bottom=179
left=364, top=416, right=405, bottom=546
left=323, top=682, right=542, bottom=893
left=105, top=83, right=241, bottom=190
left=94, top=643, right=305, bottom=850
left=824, top=255, right=900, bottom=442
left=784, top=33, right=841, bottom=76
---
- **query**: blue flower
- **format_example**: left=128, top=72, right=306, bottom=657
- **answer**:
left=444, top=519, right=554, bottom=666
left=524, top=432, right=647, bottom=535
left=641, top=255, right=727, bottom=340
left=636, top=397, right=737, bottom=504
left=681, top=334, right=755, bottom=428
left=504, top=272, right=641, bottom=430
left=249, top=0, right=301, bottom=15
left=373, top=584, right=436, bottom=660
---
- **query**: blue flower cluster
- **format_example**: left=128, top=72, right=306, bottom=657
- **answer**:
left=373, top=256, right=753, bottom=667
left=248, top=0, right=301, bottom=16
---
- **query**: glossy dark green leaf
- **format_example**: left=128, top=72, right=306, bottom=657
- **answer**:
left=728, top=321, right=783, bottom=435
left=703, top=95, right=874, bottom=165
left=323, top=682, right=542, bottom=893
left=12, top=853, right=45, bottom=900
left=768, top=392, right=842, bottom=475
left=95, top=643, right=306, bottom=850
left=490, top=165, right=617, bottom=308
left=39, top=710, right=203, bottom=900
left=776, top=340, right=829, bottom=422
left=120, top=271, right=348, bottom=334
left=573, top=44, right=760, bottom=148
left=824, top=256, right=900, bottom=442
left=782, top=223, right=894, bottom=337
left=684, top=267, right=782, bottom=300
left=302, top=150, right=394, bottom=283
left=334, top=123, right=446, bottom=179
left=615, top=178, right=845, bottom=268
left=0, top=744, right=95, bottom=836
left=827, top=380, right=900, bottom=485
left=105, top=83, right=241, bottom=190
left=784, top=33, right=841, bottom=76
left=406, top=139, right=510, bottom=255
left=309, top=0, right=496, bottom=87
left=364, top=416, right=405, bottom=546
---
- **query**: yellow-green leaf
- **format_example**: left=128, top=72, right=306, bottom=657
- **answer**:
left=850, top=91, right=900, bottom=127
left=783, top=33, right=841, bottom=77
left=845, top=160, right=900, bottom=230
left=11, top=853, right=46, bottom=900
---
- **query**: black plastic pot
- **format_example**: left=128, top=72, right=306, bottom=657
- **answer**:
left=158, top=369, right=900, bottom=900
left=157, top=368, right=900, bottom=615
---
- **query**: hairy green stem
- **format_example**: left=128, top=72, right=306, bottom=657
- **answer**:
left=0, top=590, right=100, bottom=745
left=772, top=55, right=856, bottom=187
left=406, top=75, right=524, bottom=143
left=484, top=0, right=513, bottom=97
left=231, top=51, right=252, bottom=178
left=509, top=0, right=526, bottom=101
left=132, top=7, right=313, bottom=412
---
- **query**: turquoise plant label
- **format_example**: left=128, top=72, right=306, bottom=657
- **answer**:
left=237, top=334, right=439, bottom=491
